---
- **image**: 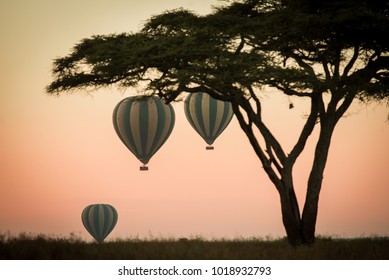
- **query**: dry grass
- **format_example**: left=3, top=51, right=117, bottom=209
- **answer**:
left=1, top=233, right=388, bottom=260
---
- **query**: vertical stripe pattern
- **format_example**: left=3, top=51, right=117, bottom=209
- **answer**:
left=81, top=204, right=118, bottom=242
left=113, top=96, right=175, bottom=166
left=184, top=92, right=234, bottom=147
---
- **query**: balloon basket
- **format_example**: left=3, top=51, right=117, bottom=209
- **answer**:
left=206, top=146, right=214, bottom=150
left=140, top=165, right=149, bottom=171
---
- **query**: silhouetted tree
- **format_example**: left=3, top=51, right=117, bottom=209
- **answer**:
left=47, top=0, right=388, bottom=245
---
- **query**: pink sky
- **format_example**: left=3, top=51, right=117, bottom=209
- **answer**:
left=1, top=0, right=388, bottom=241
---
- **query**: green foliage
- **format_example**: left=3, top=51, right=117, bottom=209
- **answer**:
left=47, top=0, right=389, bottom=103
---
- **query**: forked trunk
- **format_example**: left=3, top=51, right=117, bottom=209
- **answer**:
left=280, top=116, right=335, bottom=246
left=279, top=180, right=321, bottom=246
left=232, top=92, right=339, bottom=246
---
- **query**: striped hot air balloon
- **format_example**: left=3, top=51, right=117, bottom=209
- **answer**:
left=184, top=92, right=233, bottom=150
left=113, top=96, right=175, bottom=170
left=81, top=204, right=118, bottom=243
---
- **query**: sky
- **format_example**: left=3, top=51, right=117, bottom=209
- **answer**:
left=0, top=0, right=388, bottom=241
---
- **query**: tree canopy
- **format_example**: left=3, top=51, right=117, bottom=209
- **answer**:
left=47, top=0, right=389, bottom=245
left=47, top=0, right=389, bottom=102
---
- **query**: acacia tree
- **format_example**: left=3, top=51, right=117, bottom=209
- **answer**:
left=47, top=0, right=389, bottom=245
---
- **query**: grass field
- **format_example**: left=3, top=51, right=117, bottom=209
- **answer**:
left=1, top=233, right=388, bottom=260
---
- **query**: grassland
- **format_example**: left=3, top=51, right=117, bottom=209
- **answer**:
left=1, top=233, right=388, bottom=260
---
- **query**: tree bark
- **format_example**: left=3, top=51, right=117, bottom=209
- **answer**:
left=279, top=182, right=302, bottom=246
left=276, top=110, right=338, bottom=245
left=301, top=116, right=336, bottom=244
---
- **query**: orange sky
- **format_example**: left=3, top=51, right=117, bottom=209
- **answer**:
left=0, top=0, right=388, bottom=241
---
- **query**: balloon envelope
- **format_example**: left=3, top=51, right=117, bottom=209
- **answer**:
left=113, top=96, right=175, bottom=170
left=81, top=204, right=118, bottom=242
left=184, top=92, right=233, bottom=149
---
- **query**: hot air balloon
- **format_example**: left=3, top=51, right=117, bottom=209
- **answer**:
left=113, top=96, right=175, bottom=170
left=184, top=92, right=233, bottom=150
left=81, top=204, right=118, bottom=243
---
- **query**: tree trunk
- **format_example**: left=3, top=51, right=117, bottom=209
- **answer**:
left=232, top=92, right=339, bottom=246
left=279, top=185, right=303, bottom=246
left=301, top=116, right=335, bottom=244
left=278, top=115, right=336, bottom=246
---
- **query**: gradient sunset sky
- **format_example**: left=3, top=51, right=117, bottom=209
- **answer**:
left=1, top=0, right=388, bottom=241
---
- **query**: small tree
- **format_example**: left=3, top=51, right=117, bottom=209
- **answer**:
left=47, top=0, right=389, bottom=245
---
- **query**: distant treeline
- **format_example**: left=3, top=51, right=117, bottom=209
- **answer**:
left=1, top=233, right=389, bottom=259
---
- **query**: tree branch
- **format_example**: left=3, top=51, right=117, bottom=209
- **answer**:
left=335, top=91, right=357, bottom=122
left=245, top=87, right=288, bottom=165
left=231, top=99, right=282, bottom=189
left=333, top=47, right=341, bottom=79
left=286, top=50, right=316, bottom=78
left=247, top=86, right=284, bottom=173
left=322, top=62, right=331, bottom=81
left=182, top=84, right=233, bottom=102
left=287, top=94, right=320, bottom=167
left=273, top=84, right=311, bottom=97
left=342, top=44, right=360, bottom=78
left=235, top=34, right=246, bottom=55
